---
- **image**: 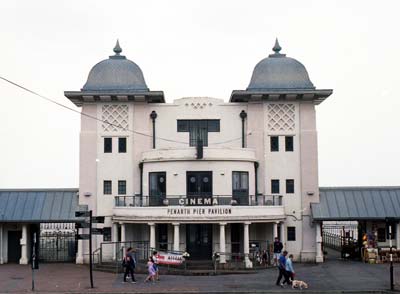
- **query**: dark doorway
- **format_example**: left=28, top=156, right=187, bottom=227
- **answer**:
left=157, top=224, right=168, bottom=251
left=8, top=231, right=22, bottom=263
left=186, top=171, right=212, bottom=197
left=231, top=223, right=241, bottom=254
left=186, top=224, right=212, bottom=259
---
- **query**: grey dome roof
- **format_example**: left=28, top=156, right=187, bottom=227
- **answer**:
left=82, top=41, right=149, bottom=92
left=247, top=39, right=315, bottom=91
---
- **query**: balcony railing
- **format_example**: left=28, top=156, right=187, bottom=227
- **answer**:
left=114, top=195, right=283, bottom=207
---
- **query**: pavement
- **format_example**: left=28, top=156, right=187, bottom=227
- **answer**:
left=0, top=259, right=399, bottom=294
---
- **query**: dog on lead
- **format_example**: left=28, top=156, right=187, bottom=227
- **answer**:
left=291, top=280, right=308, bottom=290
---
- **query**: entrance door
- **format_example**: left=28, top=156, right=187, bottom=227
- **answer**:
left=149, top=172, right=166, bottom=206
left=157, top=224, right=168, bottom=251
left=186, top=171, right=212, bottom=197
left=186, top=224, right=212, bottom=260
left=8, top=231, right=22, bottom=263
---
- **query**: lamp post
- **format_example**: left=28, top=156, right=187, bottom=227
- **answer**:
left=150, top=111, right=157, bottom=149
left=239, top=110, right=247, bottom=148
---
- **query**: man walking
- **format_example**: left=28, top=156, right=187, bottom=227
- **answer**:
left=273, top=237, right=283, bottom=266
left=276, top=250, right=290, bottom=287
left=123, top=247, right=136, bottom=283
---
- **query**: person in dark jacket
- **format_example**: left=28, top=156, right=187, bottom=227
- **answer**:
left=273, top=237, right=283, bottom=266
left=123, top=247, right=136, bottom=283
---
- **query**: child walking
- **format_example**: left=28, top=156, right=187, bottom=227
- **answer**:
left=144, top=257, right=156, bottom=283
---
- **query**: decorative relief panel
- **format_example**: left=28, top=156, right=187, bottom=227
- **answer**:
left=184, top=101, right=213, bottom=109
left=267, top=104, right=295, bottom=131
left=102, top=105, right=129, bottom=132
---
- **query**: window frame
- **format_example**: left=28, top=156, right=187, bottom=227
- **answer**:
left=118, top=137, right=127, bottom=153
left=118, top=180, right=126, bottom=195
left=287, top=226, right=296, bottom=241
left=286, top=179, right=295, bottom=194
left=271, top=179, right=280, bottom=194
left=285, top=136, right=294, bottom=152
left=270, top=136, right=279, bottom=152
left=177, top=119, right=220, bottom=147
left=103, top=180, right=112, bottom=195
left=104, top=138, right=112, bottom=153
left=149, top=172, right=167, bottom=197
left=377, top=227, right=386, bottom=242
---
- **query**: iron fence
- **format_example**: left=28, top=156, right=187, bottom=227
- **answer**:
left=39, top=230, right=76, bottom=262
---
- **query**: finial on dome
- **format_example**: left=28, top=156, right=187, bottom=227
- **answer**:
left=273, top=38, right=281, bottom=53
left=269, top=38, right=285, bottom=58
left=113, top=39, right=122, bottom=55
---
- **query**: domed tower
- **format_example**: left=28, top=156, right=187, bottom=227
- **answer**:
left=231, top=39, right=331, bottom=102
left=65, top=40, right=164, bottom=105
left=64, top=41, right=164, bottom=264
left=231, top=39, right=332, bottom=263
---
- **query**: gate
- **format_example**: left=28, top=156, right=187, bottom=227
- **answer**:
left=322, top=222, right=360, bottom=259
left=39, top=229, right=76, bottom=262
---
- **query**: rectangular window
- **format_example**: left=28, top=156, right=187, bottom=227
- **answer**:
left=270, top=136, right=279, bottom=152
left=177, top=119, right=220, bottom=147
left=118, top=138, right=127, bottom=153
left=286, top=179, right=294, bottom=194
left=287, top=227, right=296, bottom=241
left=104, top=138, right=112, bottom=153
left=232, top=171, right=249, bottom=205
left=149, top=172, right=166, bottom=206
left=118, top=180, right=126, bottom=195
left=103, top=227, right=112, bottom=241
left=103, top=180, right=112, bottom=195
left=285, top=136, right=294, bottom=152
left=271, top=179, right=280, bottom=194
left=377, top=228, right=386, bottom=242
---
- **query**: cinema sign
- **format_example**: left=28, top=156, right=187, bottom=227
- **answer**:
left=178, top=197, right=219, bottom=206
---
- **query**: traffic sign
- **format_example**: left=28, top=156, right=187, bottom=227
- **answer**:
left=75, top=222, right=90, bottom=229
left=91, top=216, right=105, bottom=223
left=92, top=228, right=104, bottom=235
left=75, top=211, right=90, bottom=218
left=77, top=234, right=90, bottom=240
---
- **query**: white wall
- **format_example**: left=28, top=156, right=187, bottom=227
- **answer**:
left=78, top=97, right=321, bottom=262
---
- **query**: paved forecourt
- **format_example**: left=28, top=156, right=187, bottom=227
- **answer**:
left=0, top=260, right=398, bottom=293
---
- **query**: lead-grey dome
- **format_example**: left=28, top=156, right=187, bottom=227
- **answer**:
left=82, top=41, right=149, bottom=92
left=247, top=39, right=315, bottom=91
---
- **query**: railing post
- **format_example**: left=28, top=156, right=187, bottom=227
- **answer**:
left=100, top=245, right=102, bottom=265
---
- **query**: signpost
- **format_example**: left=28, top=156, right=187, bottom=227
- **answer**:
left=389, top=224, right=394, bottom=291
left=386, top=218, right=395, bottom=291
left=75, top=210, right=105, bottom=289
left=31, top=232, right=37, bottom=291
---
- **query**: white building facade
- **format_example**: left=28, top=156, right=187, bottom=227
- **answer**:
left=65, top=40, right=332, bottom=266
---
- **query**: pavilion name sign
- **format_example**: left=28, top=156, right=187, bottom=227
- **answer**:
left=167, top=207, right=232, bottom=215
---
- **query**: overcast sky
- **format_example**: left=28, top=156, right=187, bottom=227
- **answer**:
left=0, top=0, right=399, bottom=188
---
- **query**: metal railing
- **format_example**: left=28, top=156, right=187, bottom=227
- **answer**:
left=99, top=240, right=150, bottom=264
left=115, top=195, right=283, bottom=207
